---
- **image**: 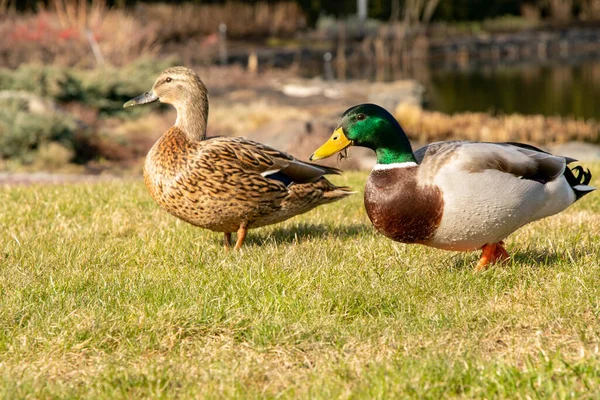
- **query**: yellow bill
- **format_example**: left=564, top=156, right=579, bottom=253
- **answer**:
left=309, top=128, right=353, bottom=161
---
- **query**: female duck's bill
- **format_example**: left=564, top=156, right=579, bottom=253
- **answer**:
left=309, top=127, right=353, bottom=161
left=123, top=91, right=159, bottom=108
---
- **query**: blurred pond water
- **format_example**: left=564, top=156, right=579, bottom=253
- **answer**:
left=297, top=55, right=600, bottom=119
left=425, top=61, right=600, bottom=120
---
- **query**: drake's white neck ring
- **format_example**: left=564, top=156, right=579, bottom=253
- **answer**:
left=372, top=162, right=418, bottom=171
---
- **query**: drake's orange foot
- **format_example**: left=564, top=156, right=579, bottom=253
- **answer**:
left=475, top=243, right=497, bottom=271
left=475, top=242, right=510, bottom=271
left=494, top=242, right=510, bottom=262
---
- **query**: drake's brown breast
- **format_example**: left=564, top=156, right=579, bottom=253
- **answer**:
left=364, top=167, right=444, bottom=243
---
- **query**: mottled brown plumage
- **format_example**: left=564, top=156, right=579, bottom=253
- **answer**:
left=125, top=66, right=353, bottom=249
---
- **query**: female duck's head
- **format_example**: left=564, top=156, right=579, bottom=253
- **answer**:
left=124, top=66, right=209, bottom=139
left=310, top=103, right=415, bottom=165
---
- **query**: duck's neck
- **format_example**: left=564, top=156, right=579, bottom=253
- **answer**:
left=376, top=147, right=416, bottom=165
left=174, top=91, right=209, bottom=142
left=374, top=127, right=416, bottom=165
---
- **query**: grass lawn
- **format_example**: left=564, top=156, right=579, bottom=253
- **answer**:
left=1, top=164, right=599, bottom=399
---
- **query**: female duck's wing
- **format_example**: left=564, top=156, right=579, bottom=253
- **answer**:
left=206, top=137, right=341, bottom=185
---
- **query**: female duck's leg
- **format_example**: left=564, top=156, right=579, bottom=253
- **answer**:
left=224, top=233, right=232, bottom=250
left=234, top=223, right=248, bottom=250
left=475, top=242, right=510, bottom=271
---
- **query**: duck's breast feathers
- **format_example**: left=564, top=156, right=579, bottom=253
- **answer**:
left=207, top=137, right=341, bottom=185
left=417, top=141, right=570, bottom=185
left=365, top=166, right=444, bottom=243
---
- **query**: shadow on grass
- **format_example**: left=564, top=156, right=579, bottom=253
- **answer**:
left=449, top=246, right=592, bottom=271
left=510, top=246, right=594, bottom=266
left=510, top=249, right=564, bottom=266
left=244, top=223, right=370, bottom=247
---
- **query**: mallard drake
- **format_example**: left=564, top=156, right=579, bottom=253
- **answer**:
left=123, top=67, right=353, bottom=249
left=310, top=103, right=596, bottom=270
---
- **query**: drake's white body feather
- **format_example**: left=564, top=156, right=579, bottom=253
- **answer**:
left=362, top=141, right=585, bottom=251
left=422, top=155, right=577, bottom=251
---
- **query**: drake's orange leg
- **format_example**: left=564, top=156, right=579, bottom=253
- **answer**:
left=494, top=242, right=510, bottom=261
left=475, top=242, right=510, bottom=271
left=234, top=223, right=248, bottom=250
left=475, top=243, right=497, bottom=271
left=224, top=233, right=232, bottom=250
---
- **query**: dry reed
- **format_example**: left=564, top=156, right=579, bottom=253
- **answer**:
left=134, top=1, right=304, bottom=41
left=0, top=1, right=304, bottom=68
left=0, top=0, right=159, bottom=67
left=395, top=103, right=600, bottom=145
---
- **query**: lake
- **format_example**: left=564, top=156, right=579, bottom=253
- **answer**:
left=297, top=54, right=600, bottom=120
left=424, top=60, right=600, bottom=120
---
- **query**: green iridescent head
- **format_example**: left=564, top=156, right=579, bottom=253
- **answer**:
left=310, top=103, right=416, bottom=165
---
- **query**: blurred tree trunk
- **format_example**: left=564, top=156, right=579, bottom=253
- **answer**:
left=579, top=0, right=600, bottom=20
left=390, top=0, right=400, bottom=21
left=548, top=0, right=573, bottom=22
left=422, top=0, right=440, bottom=23
left=403, top=0, right=440, bottom=25
left=357, top=0, right=367, bottom=21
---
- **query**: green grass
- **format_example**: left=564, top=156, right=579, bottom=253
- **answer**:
left=1, top=165, right=599, bottom=399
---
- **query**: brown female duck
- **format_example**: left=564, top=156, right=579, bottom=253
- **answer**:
left=124, top=66, right=353, bottom=249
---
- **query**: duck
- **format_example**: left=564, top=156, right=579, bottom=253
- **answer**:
left=310, top=103, right=596, bottom=270
left=123, top=66, right=354, bottom=249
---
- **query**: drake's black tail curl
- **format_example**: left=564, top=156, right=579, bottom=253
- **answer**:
left=571, top=166, right=592, bottom=185
left=564, top=165, right=596, bottom=200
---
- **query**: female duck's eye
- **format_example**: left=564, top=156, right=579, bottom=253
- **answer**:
left=165, top=77, right=172, bottom=83
left=356, top=113, right=366, bottom=121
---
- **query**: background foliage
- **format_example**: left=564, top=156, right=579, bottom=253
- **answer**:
left=6, top=0, right=600, bottom=23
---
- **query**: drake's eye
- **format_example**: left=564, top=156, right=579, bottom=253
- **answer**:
left=165, top=77, right=172, bottom=83
left=357, top=113, right=366, bottom=121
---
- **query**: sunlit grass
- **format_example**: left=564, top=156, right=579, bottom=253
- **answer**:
left=0, top=164, right=599, bottom=398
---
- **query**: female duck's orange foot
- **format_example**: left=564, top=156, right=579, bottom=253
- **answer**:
left=475, top=242, right=510, bottom=271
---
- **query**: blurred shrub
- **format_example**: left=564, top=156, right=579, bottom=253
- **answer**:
left=481, top=15, right=542, bottom=31
left=0, top=58, right=176, bottom=166
left=32, top=142, right=76, bottom=170
left=0, top=58, right=175, bottom=116
left=0, top=96, right=78, bottom=163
